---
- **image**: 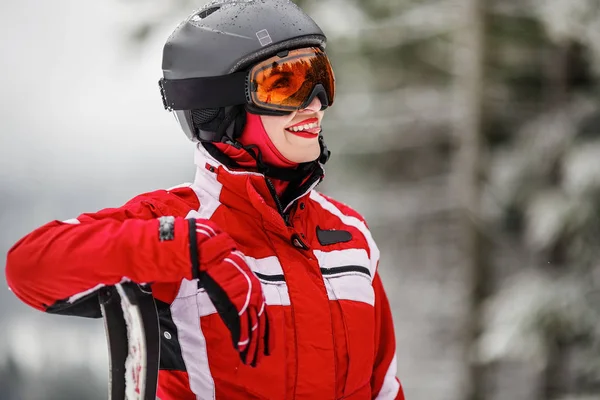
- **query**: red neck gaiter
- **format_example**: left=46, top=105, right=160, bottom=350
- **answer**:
left=214, top=112, right=298, bottom=196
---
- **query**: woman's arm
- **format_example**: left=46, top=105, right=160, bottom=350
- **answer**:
left=4, top=190, right=195, bottom=316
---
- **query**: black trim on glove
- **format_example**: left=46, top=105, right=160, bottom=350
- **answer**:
left=201, top=273, right=242, bottom=352
left=187, top=218, right=200, bottom=280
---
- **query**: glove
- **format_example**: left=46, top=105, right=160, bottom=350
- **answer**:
left=187, top=218, right=271, bottom=367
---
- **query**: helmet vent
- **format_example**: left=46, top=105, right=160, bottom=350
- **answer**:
left=195, top=6, right=221, bottom=20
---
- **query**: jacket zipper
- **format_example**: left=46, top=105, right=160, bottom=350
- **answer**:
left=265, top=168, right=323, bottom=227
left=265, top=177, right=291, bottom=226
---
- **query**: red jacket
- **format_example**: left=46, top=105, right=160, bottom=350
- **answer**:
left=5, top=145, right=404, bottom=400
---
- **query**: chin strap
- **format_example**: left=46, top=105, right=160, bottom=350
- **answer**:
left=318, top=134, right=331, bottom=164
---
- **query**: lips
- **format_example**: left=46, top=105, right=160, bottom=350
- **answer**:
left=288, top=117, right=319, bottom=129
left=285, top=117, right=321, bottom=138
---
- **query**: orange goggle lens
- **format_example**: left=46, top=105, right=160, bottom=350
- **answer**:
left=249, top=47, right=335, bottom=112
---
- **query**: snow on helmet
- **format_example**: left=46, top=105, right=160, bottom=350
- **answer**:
left=160, top=0, right=328, bottom=143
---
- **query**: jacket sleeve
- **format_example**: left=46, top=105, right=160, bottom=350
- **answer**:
left=4, top=190, right=196, bottom=317
left=371, top=272, right=405, bottom=400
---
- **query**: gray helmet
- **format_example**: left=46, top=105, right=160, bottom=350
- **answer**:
left=160, top=0, right=327, bottom=143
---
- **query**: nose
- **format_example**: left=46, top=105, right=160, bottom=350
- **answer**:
left=299, top=97, right=322, bottom=113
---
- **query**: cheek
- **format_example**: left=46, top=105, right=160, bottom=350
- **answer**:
left=260, top=115, right=294, bottom=141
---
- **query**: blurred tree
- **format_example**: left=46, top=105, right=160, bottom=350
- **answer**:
left=452, top=0, right=486, bottom=399
left=0, top=355, right=23, bottom=400
left=480, top=1, right=600, bottom=399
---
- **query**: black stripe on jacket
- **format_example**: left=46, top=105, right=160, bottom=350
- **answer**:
left=320, top=265, right=371, bottom=279
left=156, top=299, right=187, bottom=372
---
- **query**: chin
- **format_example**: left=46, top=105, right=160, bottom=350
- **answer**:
left=285, top=147, right=321, bottom=163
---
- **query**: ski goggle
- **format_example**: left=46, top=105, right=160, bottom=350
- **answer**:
left=159, top=47, right=335, bottom=115
left=247, top=47, right=335, bottom=113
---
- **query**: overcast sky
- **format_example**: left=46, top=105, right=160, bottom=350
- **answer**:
left=0, top=0, right=196, bottom=194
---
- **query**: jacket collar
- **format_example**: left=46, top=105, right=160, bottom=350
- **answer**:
left=193, top=144, right=323, bottom=230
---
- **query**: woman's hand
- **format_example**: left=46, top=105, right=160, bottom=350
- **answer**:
left=188, top=218, right=272, bottom=366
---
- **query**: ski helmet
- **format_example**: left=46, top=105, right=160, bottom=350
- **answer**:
left=160, top=0, right=329, bottom=143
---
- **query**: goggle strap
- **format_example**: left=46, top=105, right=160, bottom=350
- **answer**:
left=159, top=72, right=248, bottom=111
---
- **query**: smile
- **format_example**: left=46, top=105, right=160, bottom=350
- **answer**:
left=285, top=118, right=321, bottom=137
left=288, top=121, right=319, bottom=132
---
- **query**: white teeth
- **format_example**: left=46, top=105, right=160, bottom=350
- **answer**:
left=288, top=122, right=318, bottom=132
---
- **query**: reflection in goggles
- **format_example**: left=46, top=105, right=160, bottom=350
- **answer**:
left=249, top=48, right=335, bottom=112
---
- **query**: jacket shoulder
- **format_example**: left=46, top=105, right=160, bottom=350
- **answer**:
left=126, top=184, right=200, bottom=215
left=309, top=191, right=369, bottom=226
left=132, top=183, right=199, bottom=211
left=309, top=190, right=381, bottom=275
left=76, top=184, right=200, bottom=222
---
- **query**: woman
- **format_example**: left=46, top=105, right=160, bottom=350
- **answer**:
left=5, top=1, right=405, bottom=399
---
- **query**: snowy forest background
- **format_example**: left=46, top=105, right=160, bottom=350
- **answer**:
left=1, top=0, right=600, bottom=399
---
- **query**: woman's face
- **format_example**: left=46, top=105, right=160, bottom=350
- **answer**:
left=259, top=96, right=324, bottom=163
